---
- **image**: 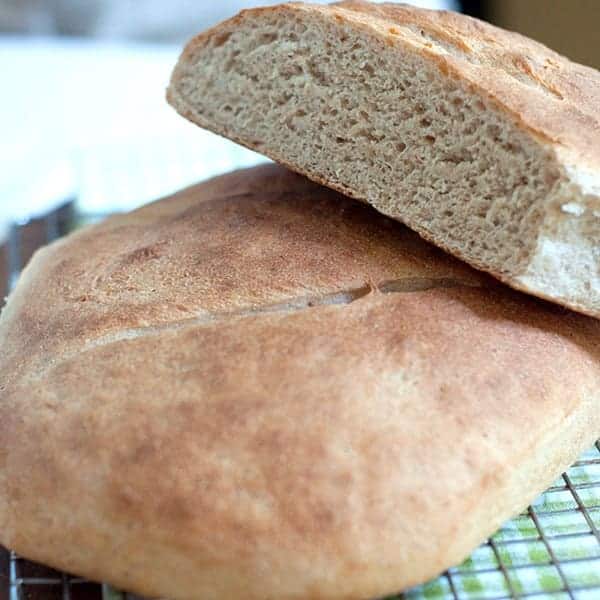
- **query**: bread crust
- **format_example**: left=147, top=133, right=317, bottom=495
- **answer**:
left=1, top=165, right=599, bottom=599
left=167, top=0, right=600, bottom=318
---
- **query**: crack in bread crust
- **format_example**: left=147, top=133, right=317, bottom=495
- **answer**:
left=19, top=275, right=482, bottom=385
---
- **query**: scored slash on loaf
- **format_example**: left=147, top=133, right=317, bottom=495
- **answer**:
left=168, top=0, right=600, bottom=319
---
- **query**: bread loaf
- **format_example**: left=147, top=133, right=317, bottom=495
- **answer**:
left=168, top=0, right=600, bottom=318
left=1, top=165, right=599, bottom=599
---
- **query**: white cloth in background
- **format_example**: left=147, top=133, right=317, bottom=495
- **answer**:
left=0, top=37, right=266, bottom=226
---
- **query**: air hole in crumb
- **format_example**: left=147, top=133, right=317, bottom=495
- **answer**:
left=362, top=63, right=375, bottom=76
left=424, top=135, right=435, bottom=144
left=486, top=124, right=501, bottom=138
left=258, top=32, right=277, bottom=45
left=420, top=117, right=432, bottom=127
left=275, top=93, right=291, bottom=106
left=396, top=142, right=407, bottom=153
left=307, top=61, right=328, bottom=84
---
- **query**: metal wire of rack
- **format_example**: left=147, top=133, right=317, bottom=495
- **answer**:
left=0, top=206, right=599, bottom=600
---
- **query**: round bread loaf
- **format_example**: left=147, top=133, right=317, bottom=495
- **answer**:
left=0, top=164, right=599, bottom=600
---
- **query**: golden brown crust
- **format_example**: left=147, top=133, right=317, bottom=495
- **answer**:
left=1, top=165, right=599, bottom=599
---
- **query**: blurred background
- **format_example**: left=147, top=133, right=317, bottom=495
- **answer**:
left=0, top=0, right=599, bottom=296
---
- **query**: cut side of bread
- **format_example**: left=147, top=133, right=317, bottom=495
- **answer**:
left=167, top=0, right=600, bottom=318
left=1, top=165, right=599, bottom=600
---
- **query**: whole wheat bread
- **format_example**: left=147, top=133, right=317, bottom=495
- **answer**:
left=0, top=165, right=599, bottom=599
left=168, top=0, right=600, bottom=318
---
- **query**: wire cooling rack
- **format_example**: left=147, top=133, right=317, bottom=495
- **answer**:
left=1, top=206, right=599, bottom=600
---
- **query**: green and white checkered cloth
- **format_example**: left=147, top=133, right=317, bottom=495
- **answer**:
left=401, top=443, right=600, bottom=600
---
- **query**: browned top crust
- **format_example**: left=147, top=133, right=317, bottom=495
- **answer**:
left=0, top=165, right=599, bottom=600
